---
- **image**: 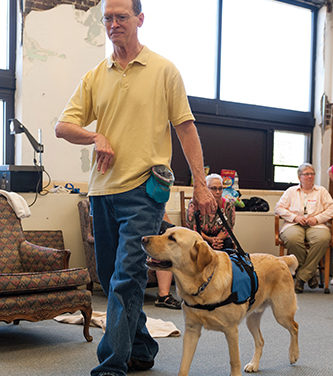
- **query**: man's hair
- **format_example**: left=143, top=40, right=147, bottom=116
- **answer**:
left=297, top=162, right=315, bottom=177
left=101, top=0, right=142, bottom=15
left=132, top=0, right=142, bottom=15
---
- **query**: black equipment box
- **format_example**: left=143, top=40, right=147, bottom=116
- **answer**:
left=0, top=165, right=43, bottom=193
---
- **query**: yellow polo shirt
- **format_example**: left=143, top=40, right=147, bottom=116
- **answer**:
left=59, top=46, right=194, bottom=195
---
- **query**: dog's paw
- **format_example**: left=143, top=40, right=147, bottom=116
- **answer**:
left=244, top=362, right=259, bottom=373
left=289, top=348, right=299, bottom=364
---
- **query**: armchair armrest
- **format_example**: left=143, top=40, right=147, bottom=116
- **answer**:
left=23, top=230, right=65, bottom=250
left=19, top=240, right=70, bottom=272
left=87, top=234, right=95, bottom=244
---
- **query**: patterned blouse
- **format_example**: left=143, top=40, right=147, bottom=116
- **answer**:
left=186, top=198, right=235, bottom=237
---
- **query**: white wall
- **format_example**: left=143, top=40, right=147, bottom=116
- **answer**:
left=16, top=3, right=105, bottom=185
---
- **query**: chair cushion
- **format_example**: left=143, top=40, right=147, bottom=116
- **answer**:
left=0, top=289, right=91, bottom=321
left=0, top=268, right=90, bottom=295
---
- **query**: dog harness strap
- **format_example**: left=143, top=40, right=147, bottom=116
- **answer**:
left=184, top=292, right=239, bottom=311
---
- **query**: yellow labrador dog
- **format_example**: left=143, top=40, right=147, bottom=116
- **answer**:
left=142, top=226, right=299, bottom=376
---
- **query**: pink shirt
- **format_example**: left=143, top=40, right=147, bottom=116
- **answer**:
left=275, top=184, right=333, bottom=234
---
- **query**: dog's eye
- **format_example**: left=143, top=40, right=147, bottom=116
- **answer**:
left=168, top=234, right=176, bottom=242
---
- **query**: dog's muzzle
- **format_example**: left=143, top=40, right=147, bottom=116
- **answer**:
left=141, top=236, right=172, bottom=269
left=141, top=236, right=150, bottom=246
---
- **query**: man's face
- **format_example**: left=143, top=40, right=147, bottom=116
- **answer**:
left=102, top=0, right=143, bottom=48
left=298, top=167, right=315, bottom=189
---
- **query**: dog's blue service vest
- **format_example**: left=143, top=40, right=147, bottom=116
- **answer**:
left=184, top=249, right=258, bottom=311
left=229, top=251, right=258, bottom=304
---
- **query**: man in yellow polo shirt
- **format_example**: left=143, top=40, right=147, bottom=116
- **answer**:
left=55, top=0, right=216, bottom=375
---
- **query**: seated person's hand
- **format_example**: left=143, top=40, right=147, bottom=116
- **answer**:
left=305, top=216, right=318, bottom=226
left=211, top=237, right=224, bottom=249
left=294, top=215, right=307, bottom=226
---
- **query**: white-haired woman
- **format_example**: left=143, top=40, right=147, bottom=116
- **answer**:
left=275, top=163, right=333, bottom=293
left=186, top=173, right=235, bottom=250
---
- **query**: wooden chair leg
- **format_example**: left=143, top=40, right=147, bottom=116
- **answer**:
left=324, top=247, right=330, bottom=294
left=81, top=307, right=93, bottom=342
left=279, top=244, right=285, bottom=257
left=319, top=258, right=324, bottom=288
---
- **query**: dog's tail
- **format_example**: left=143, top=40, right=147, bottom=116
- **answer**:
left=280, top=254, right=298, bottom=275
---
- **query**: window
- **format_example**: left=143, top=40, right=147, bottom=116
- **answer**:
left=0, top=0, right=16, bottom=165
left=139, top=0, right=317, bottom=189
left=273, top=130, right=311, bottom=183
left=220, top=0, right=312, bottom=112
left=0, top=0, right=9, bottom=70
left=139, top=0, right=218, bottom=98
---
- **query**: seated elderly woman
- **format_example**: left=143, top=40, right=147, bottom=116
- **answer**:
left=186, top=173, right=235, bottom=250
left=275, top=163, right=333, bottom=293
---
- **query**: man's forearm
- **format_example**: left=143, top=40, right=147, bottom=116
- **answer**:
left=55, top=121, right=97, bottom=145
left=175, top=120, right=217, bottom=215
left=175, top=121, right=206, bottom=187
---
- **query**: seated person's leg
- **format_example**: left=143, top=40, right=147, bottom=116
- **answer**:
left=155, top=270, right=181, bottom=310
left=280, top=225, right=307, bottom=293
left=299, top=227, right=331, bottom=286
left=280, top=225, right=307, bottom=267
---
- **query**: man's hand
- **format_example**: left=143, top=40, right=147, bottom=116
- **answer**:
left=94, top=133, right=114, bottom=174
left=55, top=121, right=114, bottom=175
left=294, top=215, right=308, bottom=226
left=192, top=185, right=217, bottom=215
left=306, top=216, right=318, bottom=226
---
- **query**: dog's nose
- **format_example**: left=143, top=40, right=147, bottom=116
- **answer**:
left=141, top=236, right=149, bottom=245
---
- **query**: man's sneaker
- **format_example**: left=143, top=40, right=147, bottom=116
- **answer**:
left=295, top=279, right=304, bottom=294
left=308, top=275, right=318, bottom=289
left=127, top=358, right=154, bottom=372
left=155, top=294, right=181, bottom=309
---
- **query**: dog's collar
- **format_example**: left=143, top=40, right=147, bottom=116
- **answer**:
left=192, top=270, right=215, bottom=297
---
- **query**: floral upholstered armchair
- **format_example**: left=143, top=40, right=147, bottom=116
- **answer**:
left=77, top=198, right=157, bottom=291
left=0, top=194, right=93, bottom=342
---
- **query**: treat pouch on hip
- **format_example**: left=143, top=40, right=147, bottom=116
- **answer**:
left=146, top=165, right=174, bottom=203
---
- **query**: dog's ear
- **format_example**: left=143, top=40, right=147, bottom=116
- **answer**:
left=191, top=240, right=212, bottom=271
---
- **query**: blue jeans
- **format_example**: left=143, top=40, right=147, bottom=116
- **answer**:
left=90, top=183, right=165, bottom=376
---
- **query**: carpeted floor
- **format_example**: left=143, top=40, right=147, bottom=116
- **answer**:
left=1, top=285, right=333, bottom=376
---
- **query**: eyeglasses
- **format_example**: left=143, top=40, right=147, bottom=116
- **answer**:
left=208, top=186, right=223, bottom=192
left=300, top=173, right=315, bottom=177
left=100, top=14, right=132, bottom=25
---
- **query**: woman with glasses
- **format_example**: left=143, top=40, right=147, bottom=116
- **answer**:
left=186, top=173, right=235, bottom=250
left=275, top=163, right=333, bottom=293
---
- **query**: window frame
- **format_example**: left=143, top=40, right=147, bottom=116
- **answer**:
left=178, top=0, right=318, bottom=191
left=0, top=0, right=16, bottom=165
